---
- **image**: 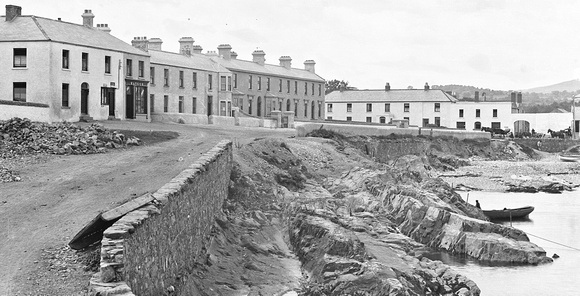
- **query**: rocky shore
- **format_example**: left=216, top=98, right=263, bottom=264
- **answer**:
left=186, top=134, right=560, bottom=295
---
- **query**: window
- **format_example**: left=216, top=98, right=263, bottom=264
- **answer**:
left=380, top=116, right=386, bottom=123
left=220, top=76, right=226, bottom=91
left=493, top=109, right=498, bottom=117
left=279, top=79, right=282, bottom=92
left=138, top=61, right=144, bottom=78
left=434, top=103, right=440, bottom=112
left=164, top=69, right=169, bottom=86
left=62, top=84, right=69, bottom=107
left=266, top=78, right=270, bottom=91
left=239, top=98, right=243, bottom=111
left=404, top=117, right=410, bottom=121
left=62, top=50, right=69, bottom=69
left=150, top=94, right=155, bottom=113
left=163, top=95, right=168, bottom=112
left=304, top=101, right=308, bottom=117
left=294, top=101, right=298, bottom=116
left=287, top=99, right=291, bottom=111
left=82, top=52, right=89, bottom=71
left=476, top=109, right=481, bottom=118
left=327, top=116, right=333, bottom=120
left=491, top=122, right=501, bottom=129
left=287, top=80, right=290, bottom=93
left=249, top=75, right=253, bottom=89
left=126, top=59, right=132, bottom=76
left=105, top=56, right=111, bottom=74
left=366, top=103, right=372, bottom=112
left=347, top=103, right=352, bottom=112
left=178, top=96, right=184, bottom=113
left=459, top=109, right=464, bottom=118
left=258, top=76, right=262, bottom=90
left=150, top=67, right=155, bottom=84
left=385, top=103, right=390, bottom=112
left=101, top=87, right=114, bottom=106
left=423, top=118, right=429, bottom=127
left=179, top=71, right=184, bottom=88
left=248, top=96, right=253, bottom=114
left=457, top=122, right=466, bottom=129
left=366, top=117, right=372, bottom=123
left=435, top=117, right=440, bottom=127
left=318, top=84, right=322, bottom=96
left=208, top=74, right=213, bottom=90
left=327, top=104, right=333, bottom=113
left=304, top=82, right=308, bottom=95
left=192, top=72, right=197, bottom=88
left=13, top=48, right=26, bottom=68
left=404, top=103, right=410, bottom=112
left=346, top=116, right=352, bottom=121
left=294, top=81, right=298, bottom=94
left=135, top=87, right=146, bottom=114
left=228, top=76, right=232, bottom=91
left=13, top=82, right=26, bottom=102
left=312, top=83, right=315, bottom=96
left=192, top=97, right=197, bottom=113
left=474, top=121, right=481, bottom=129
left=233, top=73, right=237, bottom=89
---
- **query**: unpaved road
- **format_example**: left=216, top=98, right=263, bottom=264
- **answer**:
left=0, top=121, right=295, bottom=295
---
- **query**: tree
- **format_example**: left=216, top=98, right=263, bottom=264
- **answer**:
left=325, top=79, right=355, bottom=94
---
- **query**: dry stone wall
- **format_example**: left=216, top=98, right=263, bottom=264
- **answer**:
left=91, top=140, right=233, bottom=296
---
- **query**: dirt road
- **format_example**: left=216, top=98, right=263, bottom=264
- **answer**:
left=0, top=121, right=295, bottom=295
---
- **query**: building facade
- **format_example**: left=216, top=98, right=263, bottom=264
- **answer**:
left=0, top=5, right=150, bottom=122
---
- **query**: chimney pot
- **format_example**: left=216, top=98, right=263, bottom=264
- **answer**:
left=231, top=51, right=238, bottom=59
left=192, top=45, right=203, bottom=54
left=179, top=37, right=195, bottom=56
left=424, top=82, right=430, bottom=90
left=279, top=56, right=292, bottom=69
left=5, top=5, right=22, bottom=22
left=385, top=82, right=391, bottom=91
left=218, top=44, right=233, bottom=60
left=304, top=60, right=316, bottom=73
left=252, top=50, right=266, bottom=65
left=131, top=36, right=149, bottom=52
left=81, top=9, right=95, bottom=27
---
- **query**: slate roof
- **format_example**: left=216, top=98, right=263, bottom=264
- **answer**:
left=0, top=15, right=147, bottom=56
left=211, top=57, right=324, bottom=82
left=149, top=50, right=230, bottom=73
left=325, top=89, right=459, bottom=103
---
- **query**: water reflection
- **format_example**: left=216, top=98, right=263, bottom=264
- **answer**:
left=426, top=190, right=579, bottom=296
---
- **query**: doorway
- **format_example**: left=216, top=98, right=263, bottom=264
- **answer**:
left=81, top=83, right=89, bottom=115
left=207, top=96, right=213, bottom=116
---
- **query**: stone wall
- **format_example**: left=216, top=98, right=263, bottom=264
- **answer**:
left=295, top=122, right=491, bottom=140
left=91, top=140, right=233, bottom=296
left=0, top=101, right=51, bottom=123
left=513, top=138, right=580, bottom=153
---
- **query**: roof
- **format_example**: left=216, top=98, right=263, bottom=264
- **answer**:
left=325, top=89, right=459, bottom=103
left=0, top=15, right=147, bottom=56
left=211, top=57, right=324, bottom=82
left=149, top=50, right=230, bottom=73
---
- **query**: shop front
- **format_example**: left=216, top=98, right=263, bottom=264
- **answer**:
left=125, top=80, right=149, bottom=121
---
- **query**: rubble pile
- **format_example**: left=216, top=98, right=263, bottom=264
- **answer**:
left=0, top=117, right=141, bottom=183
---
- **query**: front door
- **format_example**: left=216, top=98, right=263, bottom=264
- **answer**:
left=207, top=96, right=213, bottom=116
left=81, top=83, right=89, bottom=115
left=126, top=86, right=134, bottom=119
left=108, top=89, right=116, bottom=117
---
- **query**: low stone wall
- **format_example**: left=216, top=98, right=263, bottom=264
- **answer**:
left=513, top=138, right=580, bottom=153
left=151, top=113, right=209, bottom=125
left=295, top=122, right=490, bottom=140
left=152, top=113, right=279, bottom=129
left=91, top=140, right=233, bottom=296
left=209, top=115, right=236, bottom=126
left=0, top=101, right=51, bottom=122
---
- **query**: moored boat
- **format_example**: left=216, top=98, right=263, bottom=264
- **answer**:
left=483, top=206, right=534, bottom=220
left=559, top=154, right=580, bottom=162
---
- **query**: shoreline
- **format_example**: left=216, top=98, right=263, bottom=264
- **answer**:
left=438, top=153, right=580, bottom=192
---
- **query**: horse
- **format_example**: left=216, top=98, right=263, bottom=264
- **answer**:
left=547, top=128, right=571, bottom=139
left=482, top=127, right=509, bottom=138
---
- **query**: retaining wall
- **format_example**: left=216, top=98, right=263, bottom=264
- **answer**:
left=295, top=123, right=490, bottom=140
left=151, top=113, right=209, bottom=125
left=152, top=112, right=279, bottom=128
left=91, top=140, right=233, bottom=296
left=0, top=101, right=51, bottom=123
left=513, top=138, right=580, bottom=153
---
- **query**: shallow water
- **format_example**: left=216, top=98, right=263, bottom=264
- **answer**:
left=432, top=190, right=580, bottom=296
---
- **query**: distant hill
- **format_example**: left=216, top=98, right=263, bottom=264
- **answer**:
left=524, top=79, right=580, bottom=94
left=431, top=84, right=509, bottom=101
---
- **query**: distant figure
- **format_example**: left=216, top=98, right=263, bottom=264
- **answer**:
left=537, top=141, right=542, bottom=150
left=475, top=200, right=481, bottom=209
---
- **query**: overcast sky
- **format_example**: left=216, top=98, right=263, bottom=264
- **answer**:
left=12, top=0, right=580, bottom=91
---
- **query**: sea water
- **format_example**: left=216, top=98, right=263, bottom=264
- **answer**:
left=431, top=190, right=580, bottom=296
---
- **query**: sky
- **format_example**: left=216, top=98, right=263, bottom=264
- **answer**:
left=10, top=0, right=580, bottom=91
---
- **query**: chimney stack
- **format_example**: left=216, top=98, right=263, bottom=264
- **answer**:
left=179, top=37, right=195, bottom=56
left=217, top=44, right=232, bottom=60
left=96, top=24, right=111, bottom=33
left=192, top=45, right=203, bottom=54
left=131, top=37, right=149, bottom=52
left=385, top=82, right=391, bottom=91
left=148, top=38, right=162, bottom=51
left=252, top=50, right=266, bottom=65
left=279, top=56, right=292, bottom=69
left=424, top=82, right=430, bottom=90
left=231, top=51, right=238, bottom=59
left=304, top=60, right=316, bottom=73
left=81, top=9, right=94, bottom=27
left=5, top=5, right=22, bottom=21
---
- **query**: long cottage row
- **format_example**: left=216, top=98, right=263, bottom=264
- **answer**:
left=0, top=5, right=325, bottom=123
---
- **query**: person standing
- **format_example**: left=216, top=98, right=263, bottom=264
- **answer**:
left=475, top=200, right=481, bottom=209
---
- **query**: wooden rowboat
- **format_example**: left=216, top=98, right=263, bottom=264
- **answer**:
left=559, top=154, right=580, bottom=162
left=483, top=206, right=534, bottom=220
